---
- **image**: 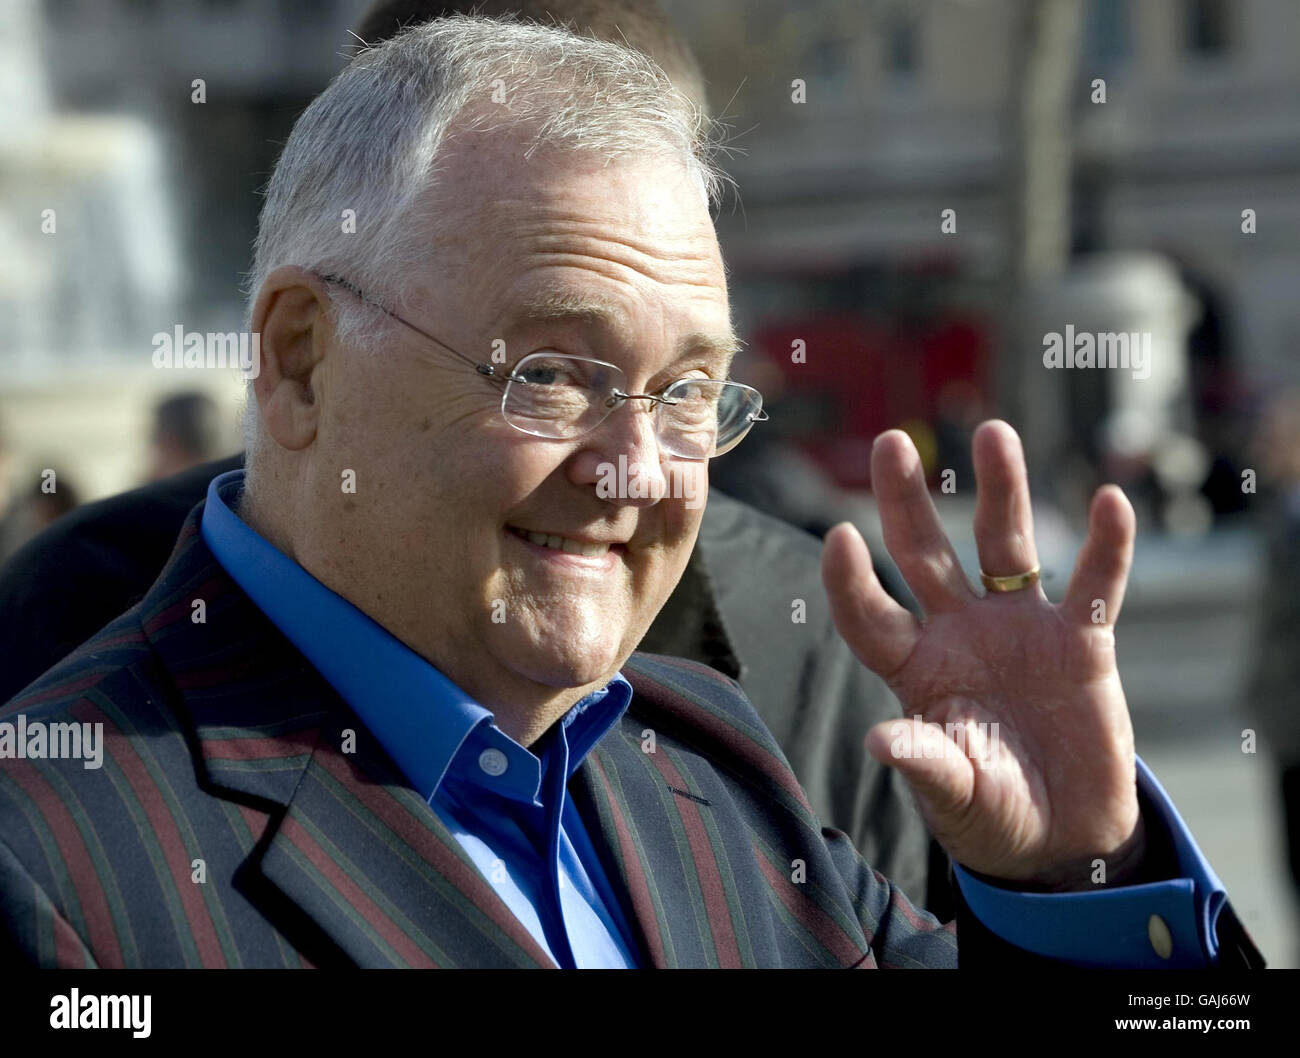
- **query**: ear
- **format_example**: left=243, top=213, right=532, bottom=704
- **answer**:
left=249, top=266, right=334, bottom=452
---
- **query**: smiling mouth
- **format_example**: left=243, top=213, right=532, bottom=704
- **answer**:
left=506, top=525, right=624, bottom=558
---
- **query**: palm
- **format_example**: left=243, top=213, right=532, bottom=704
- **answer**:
left=823, top=421, right=1143, bottom=887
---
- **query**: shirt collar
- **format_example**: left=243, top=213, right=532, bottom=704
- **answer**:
left=199, top=468, right=631, bottom=801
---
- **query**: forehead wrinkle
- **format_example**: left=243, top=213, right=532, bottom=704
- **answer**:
left=470, top=201, right=722, bottom=282
left=526, top=233, right=719, bottom=290
left=497, top=285, right=740, bottom=375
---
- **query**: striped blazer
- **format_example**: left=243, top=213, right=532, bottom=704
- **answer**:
left=0, top=502, right=961, bottom=968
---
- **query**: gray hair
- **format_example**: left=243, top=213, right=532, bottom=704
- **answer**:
left=242, top=14, right=727, bottom=458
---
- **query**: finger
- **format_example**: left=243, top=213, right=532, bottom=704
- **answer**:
left=971, top=420, right=1042, bottom=589
left=822, top=522, right=921, bottom=678
left=871, top=430, right=976, bottom=615
left=1062, top=484, right=1136, bottom=626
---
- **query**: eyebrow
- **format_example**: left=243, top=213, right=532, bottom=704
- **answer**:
left=505, top=290, right=743, bottom=374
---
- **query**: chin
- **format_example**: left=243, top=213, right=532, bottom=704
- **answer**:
left=510, top=635, right=626, bottom=691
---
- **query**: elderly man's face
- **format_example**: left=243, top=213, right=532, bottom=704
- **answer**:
left=304, top=129, right=732, bottom=704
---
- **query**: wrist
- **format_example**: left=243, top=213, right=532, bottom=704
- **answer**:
left=962, top=814, right=1149, bottom=894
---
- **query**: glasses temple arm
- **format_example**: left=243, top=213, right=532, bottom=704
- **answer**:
left=315, top=271, right=508, bottom=382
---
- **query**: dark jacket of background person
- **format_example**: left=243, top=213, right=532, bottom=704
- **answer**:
left=1249, top=491, right=1300, bottom=757
left=0, top=456, right=939, bottom=910
left=1248, top=489, right=1300, bottom=901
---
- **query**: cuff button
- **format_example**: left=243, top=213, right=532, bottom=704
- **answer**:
left=1148, top=914, right=1173, bottom=959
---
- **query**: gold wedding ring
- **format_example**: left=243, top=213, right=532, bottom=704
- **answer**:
left=980, top=564, right=1041, bottom=593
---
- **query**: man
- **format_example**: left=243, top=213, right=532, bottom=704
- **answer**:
left=0, top=17, right=1261, bottom=967
left=0, top=0, right=936, bottom=910
left=145, top=391, right=226, bottom=483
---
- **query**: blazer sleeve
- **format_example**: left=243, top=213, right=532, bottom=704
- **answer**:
left=0, top=836, right=99, bottom=969
left=818, top=825, right=960, bottom=968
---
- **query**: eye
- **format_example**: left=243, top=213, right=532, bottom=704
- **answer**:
left=512, top=353, right=619, bottom=393
left=516, top=355, right=577, bottom=386
left=675, top=381, right=721, bottom=409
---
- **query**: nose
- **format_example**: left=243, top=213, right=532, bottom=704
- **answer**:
left=569, top=396, right=669, bottom=507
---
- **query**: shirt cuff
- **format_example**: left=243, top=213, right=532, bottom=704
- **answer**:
left=951, top=756, right=1228, bottom=967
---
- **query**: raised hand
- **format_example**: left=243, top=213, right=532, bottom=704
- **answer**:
left=822, top=420, right=1144, bottom=888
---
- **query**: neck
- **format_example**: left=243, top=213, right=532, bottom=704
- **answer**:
left=475, top=683, right=603, bottom=747
left=235, top=482, right=288, bottom=559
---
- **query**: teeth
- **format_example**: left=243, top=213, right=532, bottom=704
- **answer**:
left=513, top=527, right=610, bottom=557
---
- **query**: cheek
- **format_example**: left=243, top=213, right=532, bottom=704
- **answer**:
left=629, top=503, right=702, bottom=599
left=667, top=496, right=707, bottom=565
left=403, top=430, right=566, bottom=552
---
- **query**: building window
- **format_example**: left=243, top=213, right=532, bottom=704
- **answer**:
left=807, top=35, right=851, bottom=94
left=1084, top=0, right=1130, bottom=65
left=1185, top=0, right=1232, bottom=56
left=884, top=16, right=919, bottom=79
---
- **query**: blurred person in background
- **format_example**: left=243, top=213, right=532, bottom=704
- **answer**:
left=703, top=355, right=857, bottom=538
left=1247, top=388, right=1300, bottom=929
left=0, top=407, right=79, bottom=561
left=1098, top=409, right=1165, bottom=532
left=933, top=378, right=986, bottom=492
left=145, top=391, right=225, bottom=482
left=0, top=464, right=81, bottom=563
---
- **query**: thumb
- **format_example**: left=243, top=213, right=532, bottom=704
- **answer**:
left=865, top=717, right=976, bottom=824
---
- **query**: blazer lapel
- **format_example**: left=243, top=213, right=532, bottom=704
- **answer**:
left=572, top=652, right=823, bottom=970
left=568, top=656, right=752, bottom=970
left=569, top=750, right=671, bottom=968
left=251, top=714, right=557, bottom=968
left=143, top=505, right=557, bottom=968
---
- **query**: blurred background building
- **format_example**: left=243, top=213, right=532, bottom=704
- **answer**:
left=666, top=0, right=1299, bottom=513
left=2, top=0, right=1298, bottom=963
left=1, top=0, right=357, bottom=512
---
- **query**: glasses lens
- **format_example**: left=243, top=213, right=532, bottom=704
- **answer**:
left=502, top=353, right=624, bottom=437
left=659, top=379, right=763, bottom=459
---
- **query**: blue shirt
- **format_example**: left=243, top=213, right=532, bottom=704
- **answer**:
left=201, top=470, right=638, bottom=968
